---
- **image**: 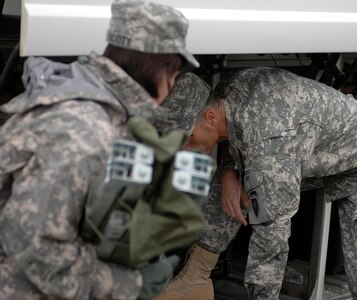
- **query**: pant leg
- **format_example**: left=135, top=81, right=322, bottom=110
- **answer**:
left=198, top=171, right=242, bottom=254
left=337, top=193, right=357, bottom=299
left=244, top=219, right=291, bottom=300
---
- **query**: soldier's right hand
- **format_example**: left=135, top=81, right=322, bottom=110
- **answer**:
left=220, top=169, right=250, bottom=225
left=138, top=257, right=173, bottom=299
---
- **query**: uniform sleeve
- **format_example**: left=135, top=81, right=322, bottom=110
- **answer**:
left=243, top=123, right=320, bottom=222
left=217, top=141, right=235, bottom=172
left=0, top=101, right=142, bottom=300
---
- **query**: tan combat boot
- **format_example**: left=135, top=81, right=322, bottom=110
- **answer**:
left=154, top=243, right=219, bottom=300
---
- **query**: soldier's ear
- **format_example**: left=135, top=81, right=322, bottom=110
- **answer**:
left=205, top=108, right=218, bottom=126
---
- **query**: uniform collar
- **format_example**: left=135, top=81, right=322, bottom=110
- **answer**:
left=81, top=52, right=173, bottom=130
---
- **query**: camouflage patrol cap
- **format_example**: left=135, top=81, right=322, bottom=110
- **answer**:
left=162, top=72, right=211, bottom=134
left=106, top=0, right=199, bottom=69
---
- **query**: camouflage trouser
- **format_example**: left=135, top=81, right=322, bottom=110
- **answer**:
left=197, top=171, right=241, bottom=254
left=338, top=193, right=357, bottom=298
left=198, top=172, right=357, bottom=300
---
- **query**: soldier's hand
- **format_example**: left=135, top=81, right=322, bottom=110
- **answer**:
left=138, top=256, right=173, bottom=299
left=220, top=169, right=250, bottom=225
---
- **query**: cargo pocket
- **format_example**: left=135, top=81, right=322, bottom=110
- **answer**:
left=244, top=170, right=272, bottom=226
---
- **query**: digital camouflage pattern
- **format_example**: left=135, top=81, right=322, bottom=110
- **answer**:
left=0, top=53, right=173, bottom=299
left=166, top=68, right=357, bottom=299
left=107, top=0, right=199, bottom=68
left=216, top=67, right=357, bottom=299
left=162, top=73, right=242, bottom=252
left=197, top=164, right=242, bottom=254
left=338, top=194, right=357, bottom=298
left=162, top=72, right=211, bottom=134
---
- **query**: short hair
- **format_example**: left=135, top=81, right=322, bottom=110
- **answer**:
left=103, top=44, right=183, bottom=98
left=196, top=93, right=221, bottom=122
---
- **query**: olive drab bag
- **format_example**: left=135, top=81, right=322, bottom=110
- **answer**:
left=81, top=116, right=214, bottom=268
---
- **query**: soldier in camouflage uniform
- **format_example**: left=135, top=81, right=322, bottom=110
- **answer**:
left=158, top=69, right=357, bottom=300
left=0, top=1, right=199, bottom=299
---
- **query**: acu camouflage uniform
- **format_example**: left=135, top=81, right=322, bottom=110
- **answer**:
left=0, top=0, right=199, bottom=298
left=0, top=53, right=173, bottom=300
left=199, top=67, right=357, bottom=299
